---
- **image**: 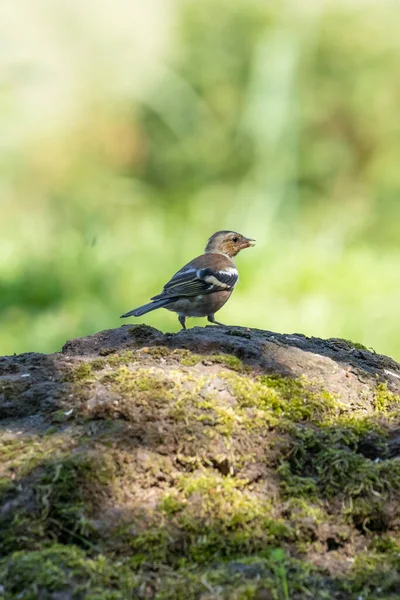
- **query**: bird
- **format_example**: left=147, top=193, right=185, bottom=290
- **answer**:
left=120, top=230, right=255, bottom=329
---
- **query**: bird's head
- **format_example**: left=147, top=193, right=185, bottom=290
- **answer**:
left=205, top=230, right=256, bottom=258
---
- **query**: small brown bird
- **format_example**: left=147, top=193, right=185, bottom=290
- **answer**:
left=120, top=230, right=255, bottom=329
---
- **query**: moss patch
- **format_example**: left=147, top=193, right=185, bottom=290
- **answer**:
left=63, top=361, right=93, bottom=382
left=207, top=353, right=250, bottom=372
left=0, top=434, right=72, bottom=502
left=92, top=350, right=139, bottom=370
left=3, top=543, right=400, bottom=600
left=0, top=545, right=138, bottom=600
left=224, top=372, right=338, bottom=426
left=333, top=338, right=371, bottom=352
left=174, top=349, right=202, bottom=366
left=0, top=451, right=114, bottom=554
left=279, top=423, right=400, bottom=534
left=280, top=425, right=393, bottom=497
left=374, top=382, right=400, bottom=413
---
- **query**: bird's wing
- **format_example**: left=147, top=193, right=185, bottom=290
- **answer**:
left=151, top=266, right=238, bottom=300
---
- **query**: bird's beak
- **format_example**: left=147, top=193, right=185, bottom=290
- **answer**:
left=240, top=237, right=256, bottom=249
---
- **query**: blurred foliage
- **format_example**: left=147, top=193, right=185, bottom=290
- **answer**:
left=1, top=0, right=400, bottom=358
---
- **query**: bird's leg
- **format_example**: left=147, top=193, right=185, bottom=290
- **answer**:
left=178, top=315, right=187, bottom=330
left=207, top=314, right=226, bottom=327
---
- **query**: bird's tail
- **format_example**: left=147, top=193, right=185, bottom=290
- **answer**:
left=120, top=297, right=173, bottom=319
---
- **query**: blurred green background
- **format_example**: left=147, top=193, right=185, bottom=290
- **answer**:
left=1, top=0, right=400, bottom=358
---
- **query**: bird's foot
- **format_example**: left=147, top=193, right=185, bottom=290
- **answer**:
left=207, top=315, right=227, bottom=327
left=178, top=315, right=187, bottom=330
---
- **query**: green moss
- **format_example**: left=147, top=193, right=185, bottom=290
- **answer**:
left=129, top=528, right=173, bottom=567
left=331, top=414, right=382, bottom=436
left=91, top=350, right=138, bottom=371
left=347, top=540, right=400, bottom=597
left=136, top=554, right=332, bottom=600
left=278, top=462, right=318, bottom=498
left=129, top=520, right=292, bottom=569
left=347, top=497, right=393, bottom=533
left=224, top=372, right=338, bottom=426
left=261, top=375, right=338, bottom=422
left=174, top=349, right=202, bottom=366
left=370, top=535, right=400, bottom=554
left=280, top=425, right=400, bottom=510
left=193, top=395, right=247, bottom=437
left=334, top=338, right=370, bottom=352
left=284, top=497, right=329, bottom=525
left=142, top=345, right=170, bottom=359
left=0, top=435, right=66, bottom=484
left=43, top=425, right=59, bottom=436
left=91, top=346, right=201, bottom=372
left=102, top=366, right=150, bottom=389
left=374, top=382, right=400, bottom=412
left=0, top=545, right=138, bottom=600
left=161, top=494, right=184, bottom=515
left=208, top=353, right=250, bottom=372
left=173, top=350, right=249, bottom=371
left=101, top=367, right=174, bottom=403
left=91, top=365, right=221, bottom=425
left=1, top=453, right=114, bottom=554
left=351, top=341, right=370, bottom=352
left=178, top=472, right=247, bottom=496
left=106, top=350, right=138, bottom=367
left=0, top=437, right=27, bottom=461
left=51, top=408, right=75, bottom=423
left=114, top=470, right=294, bottom=568
left=0, top=477, right=12, bottom=502
left=63, top=361, right=93, bottom=382
left=91, top=357, right=108, bottom=370
left=98, top=348, right=115, bottom=356
left=156, top=472, right=292, bottom=564
left=2, top=543, right=398, bottom=600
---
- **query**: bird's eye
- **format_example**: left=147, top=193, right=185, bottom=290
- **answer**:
left=232, top=236, right=239, bottom=243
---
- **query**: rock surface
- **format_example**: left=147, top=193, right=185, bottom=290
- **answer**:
left=1, top=324, right=400, bottom=599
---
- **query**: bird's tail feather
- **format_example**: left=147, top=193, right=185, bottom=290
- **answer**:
left=120, top=298, right=173, bottom=319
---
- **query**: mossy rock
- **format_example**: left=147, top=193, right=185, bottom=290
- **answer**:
left=1, top=324, right=400, bottom=598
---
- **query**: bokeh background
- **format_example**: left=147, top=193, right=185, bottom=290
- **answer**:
left=2, top=0, right=400, bottom=358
